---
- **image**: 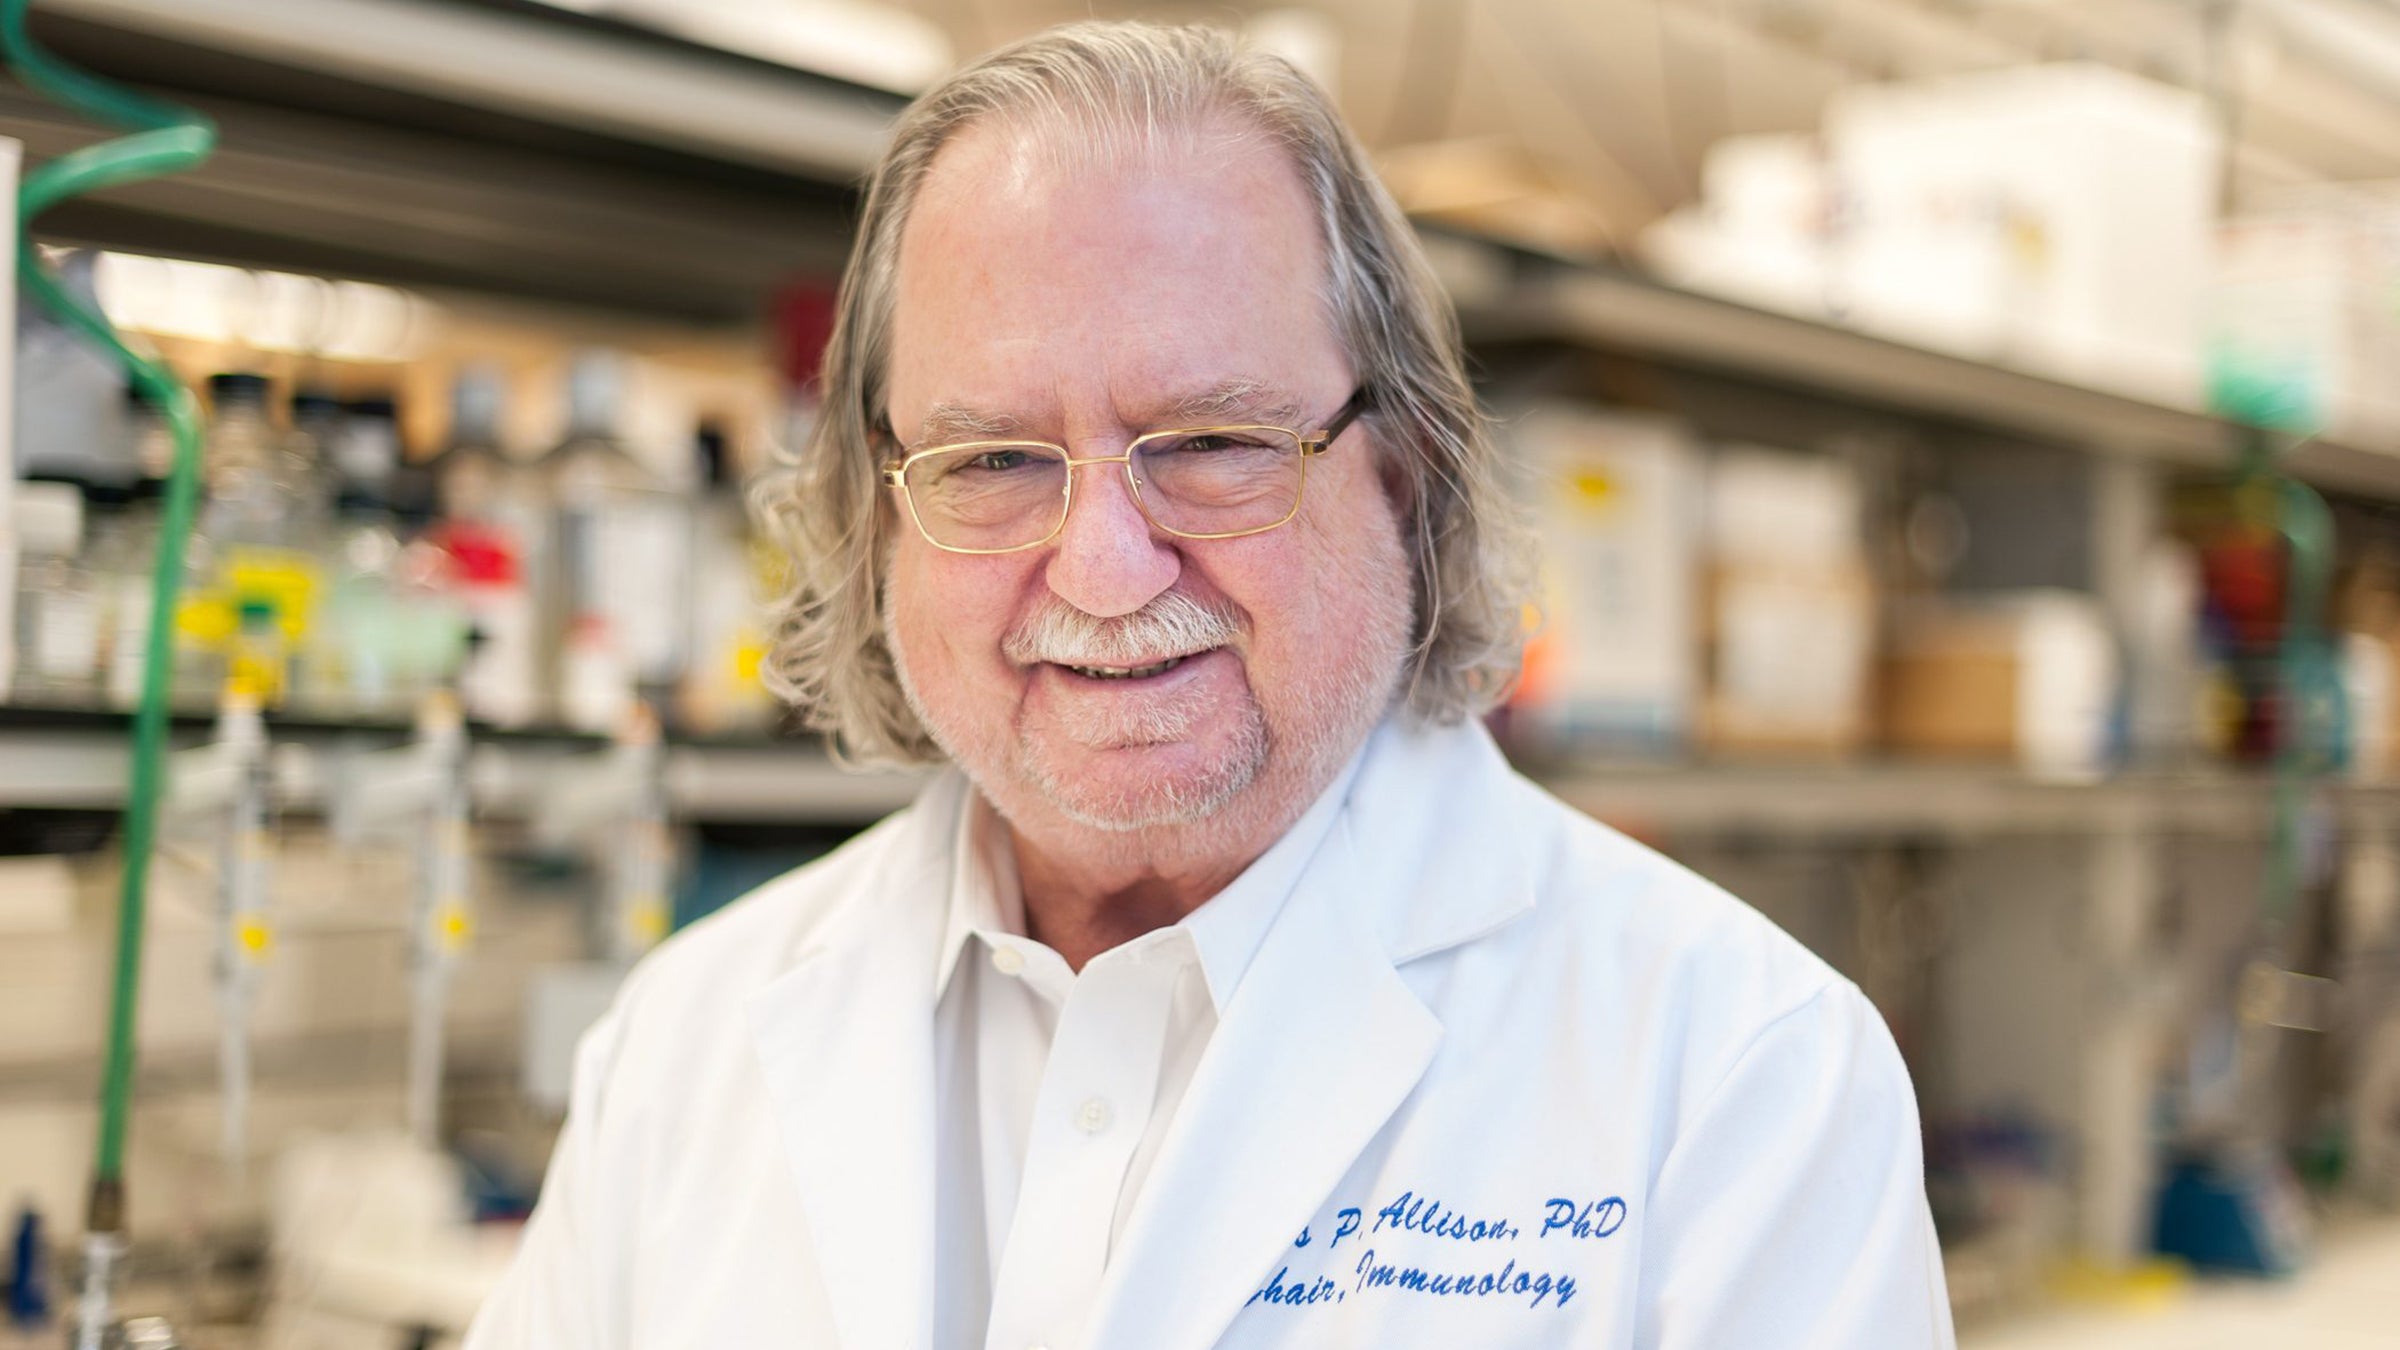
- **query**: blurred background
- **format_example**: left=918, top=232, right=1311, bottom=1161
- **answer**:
left=1, top=0, right=2398, bottom=1345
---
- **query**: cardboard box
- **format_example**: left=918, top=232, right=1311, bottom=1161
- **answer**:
left=1704, top=563, right=1877, bottom=757
left=1702, top=446, right=1876, bottom=757
left=1882, top=591, right=2118, bottom=780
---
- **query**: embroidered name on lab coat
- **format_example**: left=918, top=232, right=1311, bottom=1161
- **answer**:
left=1247, top=1190, right=1628, bottom=1313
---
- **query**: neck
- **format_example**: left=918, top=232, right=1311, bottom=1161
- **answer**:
left=997, top=753, right=1330, bottom=971
left=1001, top=805, right=1277, bottom=972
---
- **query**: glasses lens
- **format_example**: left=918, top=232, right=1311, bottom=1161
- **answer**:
left=1130, top=427, right=1306, bottom=536
left=903, top=442, right=1070, bottom=550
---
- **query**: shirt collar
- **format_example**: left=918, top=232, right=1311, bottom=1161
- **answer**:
left=933, top=788, right=1023, bottom=1000
left=930, top=731, right=1377, bottom=1011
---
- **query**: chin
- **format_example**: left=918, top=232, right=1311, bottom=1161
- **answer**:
left=1019, top=710, right=1270, bottom=832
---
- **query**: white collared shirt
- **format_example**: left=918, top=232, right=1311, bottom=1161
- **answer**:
left=929, top=758, right=1365, bottom=1350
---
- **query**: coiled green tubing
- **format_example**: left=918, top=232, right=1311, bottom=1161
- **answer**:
left=1, top=0, right=216, bottom=1211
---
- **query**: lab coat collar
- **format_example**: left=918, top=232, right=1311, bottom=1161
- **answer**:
left=1179, top=738, right=1369, bottom=1008
left=744, top=771, right=967, bottom=1350
left=1342, top=714, right=1543, bottom=964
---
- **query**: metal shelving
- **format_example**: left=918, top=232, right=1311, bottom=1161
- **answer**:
left=5, top=0, right=905, bottom=318
left=9, top=702, right=2392, bottom=838
left=0, top=706, right=925, bottom=823
left=1447, top=251, right=2400, bottom=502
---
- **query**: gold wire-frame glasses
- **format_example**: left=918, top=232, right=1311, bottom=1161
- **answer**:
left=880, top=388, right=1370, bottom=555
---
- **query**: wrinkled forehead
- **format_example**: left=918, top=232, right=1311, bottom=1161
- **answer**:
left=885, top=112, right=1342, bottom=440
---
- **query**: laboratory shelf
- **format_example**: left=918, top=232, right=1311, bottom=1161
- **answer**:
left=5, top=702, right=2391, bottom=836
left=1535, top=759, right=2400, bottom=840
left=1446, top=251, right=2400, bottom=502
left=4, top=0, right=906, bottom=318
left=0, top=704, right=926, bottom=824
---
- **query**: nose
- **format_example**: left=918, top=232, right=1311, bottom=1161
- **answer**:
left=1042, top=455, right=1181, bottom=619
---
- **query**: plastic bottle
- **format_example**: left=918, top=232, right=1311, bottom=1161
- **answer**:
left=535, top=350, right=688, bottom=731
left=306, top=397, right=407, bottom=717
left=429, top=364, right=543, bottom=727
left=8, top=478, right=101, bottom=702
left=678, top=422, right=781, bottom=736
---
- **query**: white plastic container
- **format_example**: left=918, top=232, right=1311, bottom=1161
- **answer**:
left=1826, top=64, right=2221, bottom=408
left=1507, top=404, right=1702, bottom=756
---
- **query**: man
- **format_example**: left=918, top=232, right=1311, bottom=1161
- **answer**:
left=467, top=20, right=1953, bottom=1350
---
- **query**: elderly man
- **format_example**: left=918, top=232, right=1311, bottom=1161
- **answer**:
left=467, top=21, right=1953, bottom=1350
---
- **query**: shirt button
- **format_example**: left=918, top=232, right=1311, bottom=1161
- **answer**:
left=1075, top=1098, right=1113, bottom=1134
left=989, top=946, right=1025, bottom=976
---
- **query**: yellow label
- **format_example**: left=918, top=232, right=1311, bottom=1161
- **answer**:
left=225, top=550, right=320, bottom=639
left=176, top=596, right=235, bottom=647
left=435, top=901, right=472, bottom=952
left=732, top=635, right=767, bottom=684
left=235, top=917, right=274, bottom=961
left=1569, top=468, right=1615, bottom=505
left=226, top=653, right=281, bottom=704
left=630, top=896, right=669, bottom=946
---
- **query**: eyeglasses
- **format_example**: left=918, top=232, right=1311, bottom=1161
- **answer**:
left=881, top=388, right=1369, bottom=555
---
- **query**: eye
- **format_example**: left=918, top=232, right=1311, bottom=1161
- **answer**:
left=970, top=449, right=1034, bottom=470
left=1155, top=432, right=1271, bottom=454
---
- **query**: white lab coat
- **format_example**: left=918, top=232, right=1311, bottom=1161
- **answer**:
left=465, top=717, right=1955, bottom=1349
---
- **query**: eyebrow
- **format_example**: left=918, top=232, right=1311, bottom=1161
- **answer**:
left=1141, top=378, right=1306, bottom=430
left=911, top=402, right=1024, bottom=447
left=904, top=378, right=1313, bottom=450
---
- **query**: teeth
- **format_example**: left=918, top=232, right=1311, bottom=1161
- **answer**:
left=1066, top=655, right=1185, bottom=680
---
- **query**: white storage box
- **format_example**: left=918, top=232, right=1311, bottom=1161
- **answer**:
left=1507, top=404, right=1702, bottom=756
left=1703, top=446, right=1875, bottom=757
left=1826, top=64, right=2220, bottom=408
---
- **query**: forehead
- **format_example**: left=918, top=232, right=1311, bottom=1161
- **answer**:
left=885, top=116, right=1345, bottom=438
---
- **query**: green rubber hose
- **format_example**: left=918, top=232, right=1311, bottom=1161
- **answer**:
left=1, top=0, right=216, bottom=1232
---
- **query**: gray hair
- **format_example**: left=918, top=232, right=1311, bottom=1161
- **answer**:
left=755, top=19, right=1535, bottom=765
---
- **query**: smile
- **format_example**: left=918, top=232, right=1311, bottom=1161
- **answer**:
left=1061, top=654, right=1191, bottom=680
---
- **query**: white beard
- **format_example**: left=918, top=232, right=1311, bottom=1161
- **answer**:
left=883, top=539, right=1412, bottom=843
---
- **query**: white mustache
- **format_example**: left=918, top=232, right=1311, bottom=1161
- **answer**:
left=1003, top=592, right=1244, bottom=668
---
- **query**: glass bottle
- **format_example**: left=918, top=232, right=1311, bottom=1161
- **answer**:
left=179, top=373, right=319, bottom=708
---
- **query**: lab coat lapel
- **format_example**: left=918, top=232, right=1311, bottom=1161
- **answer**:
left=745, top=779, right=960, bottom=1350
left=1081, top=818, right=1443, bottom=1350
left=1084, top=720, right=1540, bottom=1350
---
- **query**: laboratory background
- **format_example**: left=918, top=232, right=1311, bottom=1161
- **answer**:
left=0, top=0, right=2396, bottom=1345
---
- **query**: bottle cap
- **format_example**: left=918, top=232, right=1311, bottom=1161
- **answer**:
left=564, top=349, right=624, bottom=438
left=208, top=372, right=272, bottom=407
left=451, top=363, right=508, bottom=445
